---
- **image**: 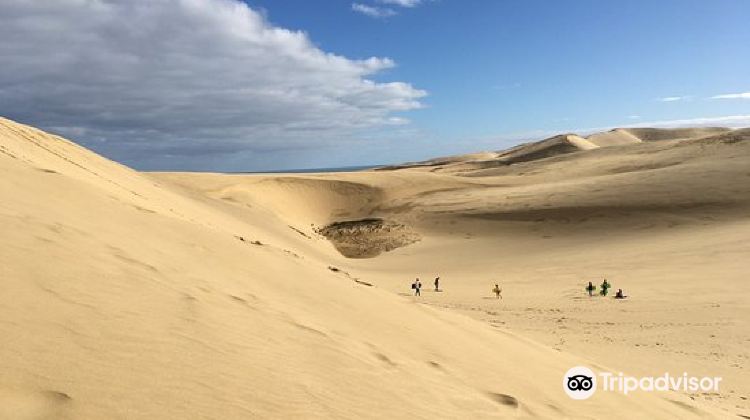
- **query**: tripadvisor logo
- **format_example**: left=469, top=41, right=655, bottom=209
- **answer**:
left=563, top=366, right=722, bottom=400
left=564, top=366, right=597, bottom=400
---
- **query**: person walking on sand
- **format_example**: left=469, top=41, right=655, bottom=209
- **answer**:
left=586, top=281, right=596, bottom=297
left=434, top=276, right=440, bottom=292
left=492, top=284, right=502, bottom=299
left=600, top=278, right=611, bottom=296
left=415, top=278, right=422, bottom=296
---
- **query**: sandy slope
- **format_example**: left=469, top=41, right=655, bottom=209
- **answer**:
left=585, top=129, right=643, bottom=147
left=155, top=127, right=750, bottom=418
left=0, top=116, right=744, bottom=419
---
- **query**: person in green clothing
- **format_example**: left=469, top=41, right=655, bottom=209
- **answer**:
left=600, top=279, right=611, bottom=296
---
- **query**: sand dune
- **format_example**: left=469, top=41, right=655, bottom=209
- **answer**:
left=496, top=134, right=599, bottom=165
left=379, top=134, right=598, bottom=172
left=1, top=116, right=747, bottom=418
left=381, top=127, right=737, bottom=175
left=582, top=126, right=726, bottom=147
left=623, top=127, right=730, bottom=142
left=377, top=151, right=501, bottom=171
left=586, top=129, right=643, bottom=147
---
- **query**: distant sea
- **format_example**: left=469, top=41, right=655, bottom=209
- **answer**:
left=233, top=164, right=381, bottom=174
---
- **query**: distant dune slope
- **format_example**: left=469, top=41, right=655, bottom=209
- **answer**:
left=586, top=128, right=643, bottom=147
left=415, top=129, right=750, bottom=227
left=624, top=127, right=730, bottom=141
left=380, top=126, right=737, bottom=173
left=219, top=128, right=750, bottom=239
left=584, top=127, right=728, bottom=147
left=497, top=134, right=599, bottom=165
left=4, top=116, right=727, bottom=418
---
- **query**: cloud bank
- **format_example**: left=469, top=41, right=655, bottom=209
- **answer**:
left=378, top=0, right=423, bottom=7
left=353, top=0, right=426, bottom=18
left=711, top=92, right=750, bottom=100
left=0, top=0, right=426, bottom=170
left=657, top=96, right=690, bottom=102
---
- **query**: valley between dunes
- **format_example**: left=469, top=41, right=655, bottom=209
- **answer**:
left=1, top=116, right=749, bottom=419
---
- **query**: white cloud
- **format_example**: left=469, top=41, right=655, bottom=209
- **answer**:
left=711, top=92, right=750, bottom=100
left=627, top=115, right=641, bottom=120
left=354, top=0, right=427, bottom=18
left=352, top=3, right=397, bottom=17
left=630, top=115, right=750, bottom=128
left=378, top=0, right=422, bottom=7
left=0, top=0, right=426, bottom=170
left=657, top=96, right=690, bottom=102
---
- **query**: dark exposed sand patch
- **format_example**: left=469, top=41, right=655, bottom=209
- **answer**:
left=486, top=392, right=519, bottom=408
left=317, top=218, right=419, bottom=258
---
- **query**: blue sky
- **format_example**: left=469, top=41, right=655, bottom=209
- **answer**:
left=251, top=0, right=750, bottom=136
left=1, top=0, right=749, bottom=170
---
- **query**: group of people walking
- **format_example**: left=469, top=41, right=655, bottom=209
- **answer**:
left=409, top=276, right=626, bottom=300
left=586, top=279, right=626, bottom=299
left=410, top=277, right=440, bottom=296
left=410, top=276, right=503, bottom=299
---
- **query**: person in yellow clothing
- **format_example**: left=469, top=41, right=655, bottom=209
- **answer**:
left=586, top=281, right=596, bottom=297
left=492, top=284, right=502, bottom=299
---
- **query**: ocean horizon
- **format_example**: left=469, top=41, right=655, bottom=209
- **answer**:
left=231, top=164, right=381, bottom=174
